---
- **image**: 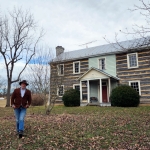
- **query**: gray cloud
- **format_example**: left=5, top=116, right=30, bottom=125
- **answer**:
left=0, top=0, right=148, bottom=51
left=0, top=0, right=149, bottom=79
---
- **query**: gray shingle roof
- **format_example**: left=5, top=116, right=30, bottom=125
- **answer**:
left=53, top=37, right=150, bottom=62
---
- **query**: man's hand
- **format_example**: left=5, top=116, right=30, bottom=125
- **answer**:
left=11, top=104, right=16, bottom=108
left=26, top=105, right=29, bottom=108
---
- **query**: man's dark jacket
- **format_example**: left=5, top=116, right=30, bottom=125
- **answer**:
left=11, top=88, right=32, bottom=108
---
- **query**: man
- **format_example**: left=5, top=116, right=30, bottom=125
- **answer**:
left=11, top=80, right=32, bottom=138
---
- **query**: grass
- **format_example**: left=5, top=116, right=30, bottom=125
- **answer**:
left=0, top=106, right=150, bottom=149
left=0, top=99, right=6, bottom=107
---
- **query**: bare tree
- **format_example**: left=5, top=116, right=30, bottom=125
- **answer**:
left=0, top=76, right=6, bottom=97
left=24, top=46, right=51, bottom=111
left=0, top=75, right=5, bottom=89
left=105, top=0, right=150, bottom=50
left=45, top=50, right=69, bottom=115
left=24, top=47, right=65, bottom=115
left=46, top=59, right=65, bottom=115
left=0, top=8, right=43, bottom=106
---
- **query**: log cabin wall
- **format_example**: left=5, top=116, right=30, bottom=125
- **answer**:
left=50, top=59, right=88, bottom=101
left=116, top=49, right=150, bottom=103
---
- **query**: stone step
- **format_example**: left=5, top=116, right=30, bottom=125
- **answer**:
left=100, top=103, right=111, bottom=106
left=80, top=102, right=111, bottom=106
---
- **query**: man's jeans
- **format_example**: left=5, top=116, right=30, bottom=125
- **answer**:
left=14, top=107, right=27, bottom=132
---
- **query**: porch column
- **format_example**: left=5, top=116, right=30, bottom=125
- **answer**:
left=80, top=80, right=82, bottom=103
left=99, top=79, right=102, bottom=103
left=108, top=78, right=111, bottom=102
left=87, top=80, right=90, bottom=103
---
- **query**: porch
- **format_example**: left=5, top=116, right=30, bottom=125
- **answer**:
left=78, top=67, right=119, bottom=106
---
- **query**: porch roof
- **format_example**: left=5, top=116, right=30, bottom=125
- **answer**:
left=78, top=67, right=120, bottom=80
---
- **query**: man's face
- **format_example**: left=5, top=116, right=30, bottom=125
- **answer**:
left=21, top=83, right=26, bottom=89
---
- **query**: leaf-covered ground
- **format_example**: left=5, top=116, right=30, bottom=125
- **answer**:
left=0, top=106, right=150, bottom=149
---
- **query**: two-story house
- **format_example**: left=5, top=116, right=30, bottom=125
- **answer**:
left=50, top=38, right=150, bottom=106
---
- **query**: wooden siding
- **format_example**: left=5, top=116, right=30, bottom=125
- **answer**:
left=50, top=59, right=88, bottom=101
left=89, top=55, right=117, bottom=77
left=116, top=49, right=150, bottom=103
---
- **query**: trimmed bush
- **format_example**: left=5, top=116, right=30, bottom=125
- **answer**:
left=62, top=89, right=80, bottom=107
left=31, top=94, right=44, bottom=106
left=110, top=85, right=140, bottom=107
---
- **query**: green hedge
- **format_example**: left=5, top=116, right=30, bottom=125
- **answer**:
left=62, top=89, right=80, bottom=107
left=110, top=85, right=140, bottom=107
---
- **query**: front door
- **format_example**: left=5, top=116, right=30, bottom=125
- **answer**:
left=102, top=86, right=108, bottom=102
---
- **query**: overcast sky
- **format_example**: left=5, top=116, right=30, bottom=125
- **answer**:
left=0, top=0, right=148, bottom=51
left=0, top=0, right=149, bottom=80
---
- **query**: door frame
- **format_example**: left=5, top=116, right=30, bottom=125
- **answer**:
left=98, top=80, right=109, bottom=103
left=102, top=85, right=108, bottom=103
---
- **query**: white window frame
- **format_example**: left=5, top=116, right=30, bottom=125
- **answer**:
left=73, top=84, right=80, bottom=91
left=127, top=53, right=139, bottom=69
left=57, top=64, right=64, bottom=76
left=57, top=85, right=64, bottom=97
left=98, top=57, right=106, bottom=70
left=129, top=80, right=141, bottom=95
left=73, top=61, right=80, bottom=74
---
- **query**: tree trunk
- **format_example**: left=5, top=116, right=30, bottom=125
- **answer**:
left=6, top=80, right=11, bottom=107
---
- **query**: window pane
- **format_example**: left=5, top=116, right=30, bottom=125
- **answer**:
left=75, top=85, right=80, bottom=91
left=130, top=82, right=139, bottom=94
left=74, top=62, right=79, bottom=73
left=59, top=65, right=64, bottom=75
left=59, top=86, right=63, bottom=96
left=129, top=54, right=137, bottom=67
left=99, top=59, right=105, bottom=70
left=60, top=65, right=63, bottom=74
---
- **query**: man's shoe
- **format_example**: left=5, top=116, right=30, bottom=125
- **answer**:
left=18, top=131, right=23, bottom=139
left=19, top=133, right=22, bottom=138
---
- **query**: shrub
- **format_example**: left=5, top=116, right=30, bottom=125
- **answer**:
left=110, top=85, right=140, bottom=107
left=62, top=89, right=80, bottom=107
left=31, top=94, right=44, bottom=106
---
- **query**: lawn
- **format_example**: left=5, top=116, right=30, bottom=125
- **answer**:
left=0, top=99, right=6, bottom=107
left=0, top=106, right=150, bottom=149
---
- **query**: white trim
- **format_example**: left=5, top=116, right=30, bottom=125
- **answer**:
left=127, top=53, right=139, bottom=69
left=57, top=64, right=64, bottom=76
left=80, top=81, right=82, bottom=102
left=87, top=80, right=90, bottom=103
left=78, top=67, right=119, bottom=81
left=98, top=57, right=106, bottom=70
left=57, top=85, right=64, bottom=97
left=108, top=78, right=111, bottom=102
left=98, top=84, right=100, bottom=102
left=73, top=61, right=80, bottom=74
left=129, top=80, right=141, bottom=95
left=80, top=77, right=109, bottom=81
left=99, top=79, right=102, bottom=103
left=73, top=84, right=80, bottom=90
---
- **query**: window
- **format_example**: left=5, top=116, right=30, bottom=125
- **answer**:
left=99, top=58, right=105, bottom=70
left=127, top=53, right=138, bottom=68
left=73, top=61, right=80, bottom=74
left=73, top=84, right=80, bottom=91
left=129, top=81, right=141, bottom=95
left=102, top=82, right=107, bottom=86
left=58, top=64, right=64, bottom=75
left=57, top=85, right=64, bottom=97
